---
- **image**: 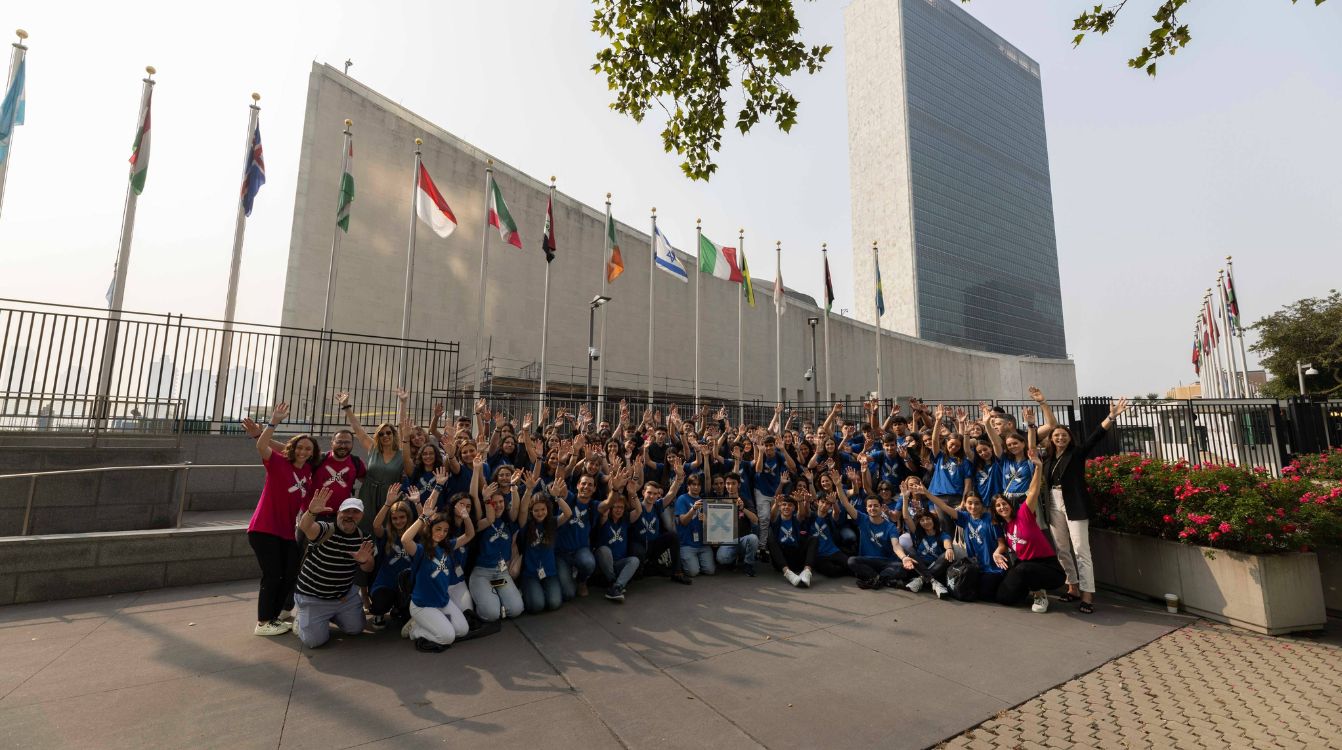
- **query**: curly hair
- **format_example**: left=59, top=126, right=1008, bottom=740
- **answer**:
left=282, top=434, right=320, bottom=466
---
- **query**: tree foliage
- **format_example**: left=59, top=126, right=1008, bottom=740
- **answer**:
left=1250, top=290, right=1342, bottom=398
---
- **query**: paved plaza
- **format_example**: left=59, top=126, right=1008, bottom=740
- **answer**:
left=0, top=574, right=1336, bottom=749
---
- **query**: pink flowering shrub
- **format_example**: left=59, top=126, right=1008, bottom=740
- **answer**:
left=1086, top=451, right=1342, bottom=555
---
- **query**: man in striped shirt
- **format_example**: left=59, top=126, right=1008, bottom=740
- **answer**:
left=293, top=489, right=376, bottom=648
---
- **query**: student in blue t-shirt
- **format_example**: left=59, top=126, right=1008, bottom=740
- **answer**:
left=399, top=490, right=476, bottom=650
left=556, top=474, right=600, bottom=599
left=886, top=509, right=954, bottom=598
left=517, top=473, right=573, bottom=614
left=468, top=477, right=524, bottom=622
left=994, top=429, right=1034, bottom=504
left=596, top=465, right=641, bottom=601
left=769, top=490, right=814, bottom=588
left=809, top=488, right=851, bottom=578
left=674, top=473, right=716, bottom=577
left=834, top=483, right=904, bottom=588
left=967, top=439, right=1001, bottom=502
left=368, top=485, right=420, bottom=629
left=925, top=489, right=1007, bottom=601
left=751, top=433, right=797, bottom=555
left=926, top=405, right=970, bottom=527
left=631, top=465, right=694, bottom=585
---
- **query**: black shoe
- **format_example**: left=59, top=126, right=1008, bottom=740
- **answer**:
left=856, top=578, right=878, bottom=590
left=414, top=637, right=450, bottom=653
left=605, top=585, right=626, bottom=602
left=744, top=564, right=756, bottom=578
left=670, top=573, right=694, bottom=585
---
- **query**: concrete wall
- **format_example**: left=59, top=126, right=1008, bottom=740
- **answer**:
left=0, top=526, right=258, bottom=605
left=281, top=63, right=1077, bottom=405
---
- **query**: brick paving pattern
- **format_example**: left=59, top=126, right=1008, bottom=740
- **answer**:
left=938, top=620, right=1342, bottom=750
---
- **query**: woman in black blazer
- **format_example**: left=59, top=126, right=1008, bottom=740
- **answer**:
left=1039, top=397, right=1129, bottom=614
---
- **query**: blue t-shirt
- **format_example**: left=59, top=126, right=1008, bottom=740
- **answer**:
left=957, top=510, right=1005, bottom=574
left=410, top=542, right=460, bottom=608
left=914, top=532, right=951, bottom=566
left=674, top=493, right=704, bottom=548
left=371, top=538, right=414, bottom=592
left=971, top=461, right=1000, bottom=501
left=520, top=524, right=558, bottom=580
left=599, top=516, right=631, bottom=559
left=445, top=465, right=474, bottom=498
left=476, top=518, right=516, bottom=571
left=636, top=500, right=664, bottom=544
left=558, top=494, right=595, bottom=553
left=773, top=517, right=801, bottom=547
left=753, top=450, right=785, bottom=497
left=810, top=513, right=842, bottom=557
left=928, top=453, right=968, bottom=497
left=858, top=513, right=899, bottom=559
left=999, top=457, right=1033, bottom=496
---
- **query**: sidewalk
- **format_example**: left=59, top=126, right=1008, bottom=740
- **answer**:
left=0, top=572, right=1305, bottom=750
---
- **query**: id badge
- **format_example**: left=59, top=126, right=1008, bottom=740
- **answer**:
left=692, top=531, right=700, bottom=544
left=537, top=567, right=547, bottom=580
left=497, top=559, right=508, bottom=572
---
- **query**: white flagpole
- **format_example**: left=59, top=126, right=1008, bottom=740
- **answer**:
left=397, top=138, right=423, bottom=390
left=694, top=218, right=702, bottom=410
left=1217, top=271, right=1240, bottom=397
left=821, top=242, right=831, bottom=404
left=597, top=194, right=611, bottom=423
left=539, top=177, right=556, bottom=406
left=316, top=119, right=352, bottom=423
left=737, top=228, right=744, bottom=424
left=774, top=241, right=782, bottom=403
left=0, top=29, right=29, bottom=220
left=211, top=92, right=260, bottom=425
left=471, top=161, right=494, bottom=397
left=872, top=241, right=882, bottom=406
left=1211, top=289, right=1230, bottom=398
left=96, top=65, right=156, bottom=427
left=1203, top=293, right=1221, bottom=398
left=1227, top=256, right=1253, bottom=396
left=647, top=207, right=656, bottom=405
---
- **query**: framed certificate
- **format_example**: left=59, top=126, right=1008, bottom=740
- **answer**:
left=703, top=502, right=739, bottom=546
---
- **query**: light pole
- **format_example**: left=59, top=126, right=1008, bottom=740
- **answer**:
left=1297, top=360, right=1319, bottom=396
left=587, top=295, right=612, bottom=407
left=806, top=317, right=819, bottom=405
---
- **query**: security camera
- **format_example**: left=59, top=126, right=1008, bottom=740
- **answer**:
left=588, top=346, right=600, bottom=362
left=803, top=367, right=814, bottom=382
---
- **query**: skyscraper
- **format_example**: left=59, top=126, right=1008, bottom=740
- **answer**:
left=846, top=0, right=1068, bottom=359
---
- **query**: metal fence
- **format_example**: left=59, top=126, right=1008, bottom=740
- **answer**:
left=0, top=298, right=461, bottom=438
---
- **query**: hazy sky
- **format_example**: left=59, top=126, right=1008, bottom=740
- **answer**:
left=0, top=1, right=1338, bottom=396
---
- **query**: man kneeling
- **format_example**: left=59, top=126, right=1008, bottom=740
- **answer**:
left=293, top=489, right=376, bottom=648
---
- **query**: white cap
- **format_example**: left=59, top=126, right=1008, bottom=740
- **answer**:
left=338, top=498, right=364, bottom=513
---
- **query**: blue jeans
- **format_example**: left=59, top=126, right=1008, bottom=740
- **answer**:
left=679, top=545, right=716, bottom=577
left=715, top=534, right=759, bottom=568
left=556, top=547, right=596, bottom=600
left=596, top=546, right=640, bottom=589
left=293, top=584, right=365, bottom=648
left=520, top=575, right=563, bottom=613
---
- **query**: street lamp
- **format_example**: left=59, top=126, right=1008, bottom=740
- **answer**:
left=806, top=317, right=820, bottom=405
left=1297, top=360, right=1319, bottom=396
left=587, top=295, right=612, bottom=406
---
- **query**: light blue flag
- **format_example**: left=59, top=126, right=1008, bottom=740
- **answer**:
left=0, top=59, right=26, bottom=164
left=653, top=225, right=689, bottom=282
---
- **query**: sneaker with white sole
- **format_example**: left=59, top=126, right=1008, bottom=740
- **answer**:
left=931, top=580, right=949, bottom=599
left=798, top=569, right=812, bottom=588
left=278, top=608, right=295, bottom=622
left=905, top=577, right=924, bottom=593
left=253, top=620, right=291, bottom=637
left=370, top=615, right=387, bottom=630
left=782, top=569, right=801, bottom=586
left=401, top=619, right=415, bottom=639
left=1031, top=592, right=1050, bottom=613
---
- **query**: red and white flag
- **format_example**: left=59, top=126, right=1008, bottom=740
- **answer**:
left=415, top=163, right=457, bottom=238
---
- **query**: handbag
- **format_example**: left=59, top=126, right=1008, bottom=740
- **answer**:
left=951, top=525, right=969, bottom=561
left=946, top=555, right=981, bottom=601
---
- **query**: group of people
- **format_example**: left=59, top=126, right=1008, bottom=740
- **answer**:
left=243, top=386, right=1130, bottom=652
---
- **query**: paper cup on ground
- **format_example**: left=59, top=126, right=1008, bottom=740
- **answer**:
left=1164, top=593, right=1180, bottom=614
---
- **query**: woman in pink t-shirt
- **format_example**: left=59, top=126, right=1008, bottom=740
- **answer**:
left=246, top=402, right=320, bottom=636
left=990, top=449, right=1066, bottom=613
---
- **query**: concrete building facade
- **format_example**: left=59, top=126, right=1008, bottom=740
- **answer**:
left=280, top=63, right=1077, bottom=405
left=846, top=0, right=1068, bottom=359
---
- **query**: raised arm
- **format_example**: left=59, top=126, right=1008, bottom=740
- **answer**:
left=982, top=403, right=1004, bottom=457
left=1028, top=386, right=1058, bottom=442
left=298, top=487, right=333, bottom=541
left=1024, top=448, right=1044, bottom=514
left=255, top=402, right=290, bottom=462
left=930, top=404, right=947, bottom=456
left=335, top=393, right=374, bottom=453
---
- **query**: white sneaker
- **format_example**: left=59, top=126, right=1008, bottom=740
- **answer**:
left=278, top=608, right=294, bottom=622
left=253, top=620, right=291, bottom=637
left=798, top=569, right=812, bottom=588
left=931, top=580, right=949, bottom=599
left=1031, top=592, right=1050, bottom=613
left=401, top=619, right=414, bottom=639
left=782, top=569, right=801, bottom=587
left=905, top=577, right=924, bottom=593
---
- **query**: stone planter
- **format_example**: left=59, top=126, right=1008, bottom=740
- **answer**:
left=1318, top=547, right=1342, bottom=617
left=1091, top=529, right=1326, bottom=635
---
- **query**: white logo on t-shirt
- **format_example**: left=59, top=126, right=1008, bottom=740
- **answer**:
left=323, top=465, right=351, bottom=489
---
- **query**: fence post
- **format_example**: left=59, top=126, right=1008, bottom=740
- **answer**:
left=20, top=474, right=37, bottom=535
left=1184, top=399, right=1199, bottom=465
left=174, top=463, right=193, bottom=529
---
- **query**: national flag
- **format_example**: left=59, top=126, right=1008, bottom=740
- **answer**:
left=823, top=252, right=834, bottom=312
left=1192, top=333, right=1201, bottom=375
left=336, top=136, right=354, bottom=232
left=739, top=243, right=756, bottom=307
left=1204, top=299, right=1220, bottom=345
left=773, top=253, right=785, bottom=313
left=128, top=89, right=152, bottom=195
left=415, top=162, right=457, bottom=238
left=1225, top=274, right=1241, bottom=332
left=875, top=254, right=886, bottom=317
left=487, top=177, right=522, bottom=248
left=697, top=235, right=743, bottom=282
left=653, top=226, right=688, bottom=282
left=541, top=193, right=557, bottom=262
left=605, top=212, right=624, bottom=283
left=240, top=122, right=266, bottom=217
left=0, top=59, right=25, bottom=164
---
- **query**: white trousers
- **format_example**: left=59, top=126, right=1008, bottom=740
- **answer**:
left=1048, top=488, right=1094, bottom=594
left=409, top=600, right=469, bottom=645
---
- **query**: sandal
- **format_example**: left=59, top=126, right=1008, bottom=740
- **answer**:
left=1057, top=593, right=1081, bottom=603
left=1078, top=601, right=1094, bottom=614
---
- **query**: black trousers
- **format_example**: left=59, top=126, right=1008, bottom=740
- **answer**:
left=886, top=555, right=951, bottom=586
left=847, top=555, right=903, bottom=582
left=368, top=586, right=405, bottom=619
left=768, top=535, right=816, bottom=573
left=248, top=531, right=300, bottom=622
left=997, top=556, right=1066, bottom=606
left=632, top=531, right=683, bottom=575
left=814, top=551, right=850, bottom=578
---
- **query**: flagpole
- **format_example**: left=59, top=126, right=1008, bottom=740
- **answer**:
left=211, top=92, right=260, bottom=425
left=96, top=65, right=156, bottom=428
left=774, top=241, right=782, bottom=404
left=647, top=207, right=656, bottom=405
left=597, top=194, right=610, bottom=423
left=1216, top=271, right=1240, bottom=398
left=1211, top=288, right=1231, bottom=398
left=396, top=138, right=423, bottom=389
left=1203, top=292, right=1221, bottom=398
left=1227, top=256, right=1252, bottom=396
left=471, top=161, right=494, bottom=397
left=539, top=177, right=556, bottom=408
left=317, top=119, right=352, bottom=423
left=821, top=242, right=831, bottom=405
left=694, top=219, right=702, bottom=410
left=737, top=228, right=744, bottom=424
left=0, top=29, right=29, bottom=221
left=872, top=241, right=882, bottom=406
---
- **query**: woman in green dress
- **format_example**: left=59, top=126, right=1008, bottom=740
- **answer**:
left=337, top=390, right=414, bottom=534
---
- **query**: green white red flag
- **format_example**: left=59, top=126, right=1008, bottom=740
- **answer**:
left=488, top=177, right=522, bottom=248
left=128, top=90, right=152, bottom=195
